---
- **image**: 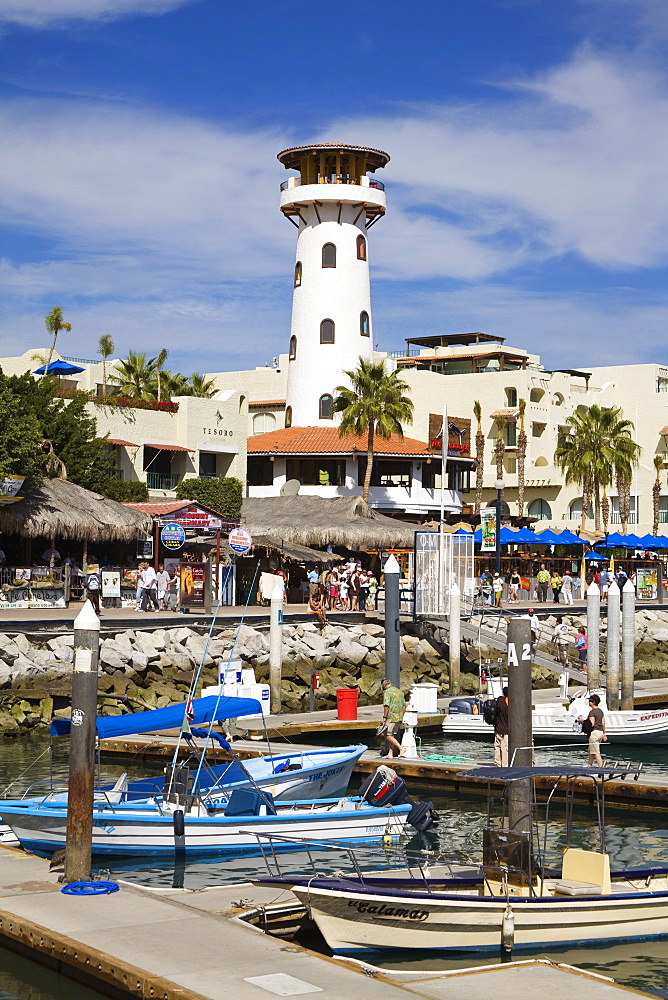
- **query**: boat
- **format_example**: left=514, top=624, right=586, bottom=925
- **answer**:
left=252, top=765, right=668, bottom=954
left=0, top=765, right=435, bottom=858
left=443, top=682, right=668, bottom=745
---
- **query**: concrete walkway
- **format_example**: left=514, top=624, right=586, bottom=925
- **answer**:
left=0, top=846, right=656, bottom=1000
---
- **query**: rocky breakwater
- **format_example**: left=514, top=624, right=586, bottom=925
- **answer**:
left=0, top=622, right=450, bottom=735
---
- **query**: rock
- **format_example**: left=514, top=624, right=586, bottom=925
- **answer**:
left=39, top=696, right=53, bottom=722
left=402, top=635, right=422, bottom=654
left=0, top=661, right=12, bottom=687
left=0, top=636, right=20, bottom=665
left=168, top=650, right=195, bottom=671
left=100, top=649, right=128, bottom=674
left=336, top=639, right=367, bottom=666
left=31, top=649, right=55, bottom=667
left=13, top=634, right=33, bottom=656
left=418, top=639, right=442, bottom=664
left=135, top=631, right=165, bottom=655
left=169, top=627, right=193, bottom=645
left=10, top=653, right=42, bottom=683
left=357, top=634, right=380, bottom=649
left=360, top=624, right=384, bottom=636
left=54, top=646, right=73, bottom=664
left=131, top=651, right=150, bottom=673
left=184, top=636, right=214, bottom=666
left=644, top=621, right=668, bottom=642
left=0, top=714, right=20, bottom=734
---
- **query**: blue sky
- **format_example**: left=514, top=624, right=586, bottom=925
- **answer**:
left=2, top=0, right=668, bottom=375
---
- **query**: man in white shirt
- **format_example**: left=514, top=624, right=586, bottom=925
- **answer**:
left=141, top=563, right=160, bottom=612
left=526, top=608, right=540, bottom=651
left=552, top=616, right=571, bottom=665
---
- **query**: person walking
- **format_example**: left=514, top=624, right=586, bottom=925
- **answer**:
left=359, top=571, right=370, bottom=611
left=380, top=678, right=405, bottom=759
left=536, top=563, right=551, bottom=603
left=141, top=563, right=160, bottom=612
left=156, top=563, right=170, bottom=610
left=367, top=571, right=378, bottom=611
left=560, top=570, right=574, bottom=605
left=480, top=569, right=493, bottom=606
left=575, top=625, right=588, bottom=665
left=492, top=572, right=504, bottom=608
left=307, top=567, right=320, bottom=601
left=494, top=686, right=509, bottom=767
left=599, top=567, right=610, bottom=603
left=509, top=568, right=521, bottom=604
left=583, top=693, right=607, bottom=766
left=550, top=569, right=562, bottom=604
left=526, top=608, right=540, bottom=651
left=85, top=564, right=102, bottom=616
left=552, top=616, right=571, bottom=665
left=165, top=567, right=179, bottom=611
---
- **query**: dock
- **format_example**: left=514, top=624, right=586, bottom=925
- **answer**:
left=0, top=846, right=657, bottom=1000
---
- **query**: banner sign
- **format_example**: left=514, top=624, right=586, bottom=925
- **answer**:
left=158, top=504, right=224, bottom=530
left=161, top=522, right=186, bottom=550
left=228, top=527, right=252, bottom=555
left=428, top=415, right=471, bottom=456
left=180, top=563, right=206, bottom=608
left=481, top=508, right=497, bottom=552
left=0, top=474, right=25, bottom=506
left=636, top=567, right=658, bottom=601
left=101, top=570, right=121, bottom=598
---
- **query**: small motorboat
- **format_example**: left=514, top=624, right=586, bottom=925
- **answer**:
left=253, top=765, right=668, bottom=954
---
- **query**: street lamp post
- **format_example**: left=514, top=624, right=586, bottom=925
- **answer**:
left=494, top=478, right=505, bottom=576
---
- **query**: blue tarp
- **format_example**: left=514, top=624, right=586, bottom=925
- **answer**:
left=597, top=532, right=639, bottom=549
left=50, top=694, right=262, bottom=738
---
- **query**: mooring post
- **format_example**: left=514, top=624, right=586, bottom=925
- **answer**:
left=507, top=618, right=533, bottom=835
left=586, top=581, right=600, bottom=690
left=606, top=580, right=621, bottom=710
left=621, top=578, right=636, bottom=710
left=449, top=582, right=461, bottom=695
left=269, top=581, right=284, bottom=714
left=384, top=554, right=401, bottom=688
left=64, top=600, right=100, bottom=884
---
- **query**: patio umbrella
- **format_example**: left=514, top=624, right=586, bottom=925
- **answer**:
left=585, top=551, right=609, bottom=561
left=533, top=529, right=561, bottom=544
left=512, top=527, right=540, bottom=543
left=637, top=533, right=658, bottom=547
left=32, top=359, right=85, bottom=375
left=555, top=530, right=585, bottom=545
left=453, top=528, right=472, bottom=535
left=645, top=536, right=668, bottom=550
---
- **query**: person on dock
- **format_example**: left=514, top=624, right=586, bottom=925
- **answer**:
left=509, top=568, right=521, bottom=604
left=552, top=616, right=571, bottom=665
left=380, top=678, right=405, bottom=759
left=536, top=564, right=551, bottom=603
left=494, top=686, right=509, bottom=766
left=307, top=567, right=320, bottom=600
left=583, top=693, right=607, bottom=766
left=492, top=572, right=504, bottom=607
left=550, top=570, right=562, bottom=604
left=599, top=567, right=610, bottom=603
left=308, top=590, right=327, bottom=627
left=575, top=625, right=588, bottom=665
left=526, top=608, right=540, bottom=651
left=560, top=570, right=574, bottom=605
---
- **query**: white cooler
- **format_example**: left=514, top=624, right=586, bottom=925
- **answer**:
left=408, top=682, right=439, bottom=713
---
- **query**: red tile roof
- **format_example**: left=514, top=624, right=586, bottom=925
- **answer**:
left=107, top=438, right=140, bottom=447
left=660, top=426, right=668, bottom=435
left=124, top=501, right=190, bottom=515
left=247, top=425, right=432, bottom=457
left=248, top=399, right=286, bottom=409
left=144, top=443, right=194, bottom=452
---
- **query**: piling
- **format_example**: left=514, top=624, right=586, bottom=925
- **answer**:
left=621, top=579, right=635, bottom=710
left=384, top=554, right=401, bottom=688
left=606, top=580, right=621, bottom=710
left=269, top=581, right=284, bottom=714
left=64, top=600, right=100, bottom=884
left=449, top=582, right=461, bottom=696
left=507, top=618, right=533, bottom=836
left=586, top=581, right=600, bottom=690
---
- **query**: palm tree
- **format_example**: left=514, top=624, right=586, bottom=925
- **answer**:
left=494, top=415, right=506, bottom=481
left=473, top=400, right=485, bottom=514
left=153, top=348, right=168, bottom=401
left=555, top=405, right=640, bottom=532
left=333, top=358, right=414, bottom=504
left=601, top=485, right=610, bottom=534
left=516, top=398, right=527, bottom=518
left=108, top=351, right=157, bottom=399
left=43, top=307, right=71, bottom=376
left=187, top=372, right=217, bottom=398
left=653, top=454, right=664, bottom=537
left=159, top=369, right=189, bottom=399
left=98, top=335, right=114, bottom=396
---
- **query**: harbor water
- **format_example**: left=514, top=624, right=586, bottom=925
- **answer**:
left=1, top=732, right=668, bottom=997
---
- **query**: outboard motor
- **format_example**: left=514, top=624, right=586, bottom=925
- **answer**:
left=360, top=766, right=439, bottom=832
left=448, top=697, right=483, bottom=715
left=163, top=765, right=193, bottom=808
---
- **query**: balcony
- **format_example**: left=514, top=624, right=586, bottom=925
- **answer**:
left=146, top=472, right=179, bottom=491
left=280, top=176, right=384, bottom=192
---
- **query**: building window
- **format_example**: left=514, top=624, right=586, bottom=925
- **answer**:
left=198, top=452, right=217, bottom=478
left=505, top=388, right=517, bottom=407
left=611, top=496, right=637, bottom=524
left=358, top=458, right=412, bottom=488
left=252, top=412, right=276, bottom=435
left=532, top=422, right=546, bottom=437
left=660, top=497, right=668, bottom=523
left=286, top=458, right=346, bottom=487
left=504, top=454, right=517, bottom=474
left=528, top=498, right=552, bottom=520
left=530, top=388, right=545, bottom=403
left=247, top=458, right=274, bottom=486
left=289, top=335, right=297, bottom=360
left=320, top=319, right=335, bottom=344
left=294, top=261, right=302, bottom=287
left=423, top=464, right=471, bottom=493
left=570, top=497, right=593, bottom=520
left=285, top=406, right=292, bottom=428
left=360, top=311, right=370, bottom=337
left=356, top=235, right=367, bottom=260
left=505, top=423, right=517, bottom=447
left=322, top=243, right=336, bottom=268
left=319, top=394, right=333, bottom=420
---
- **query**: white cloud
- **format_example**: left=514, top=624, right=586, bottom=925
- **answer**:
left=0, top=0, right=194, bottom=28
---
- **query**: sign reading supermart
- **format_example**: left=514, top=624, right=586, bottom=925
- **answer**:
left=157, top=504, right=239, bottom=532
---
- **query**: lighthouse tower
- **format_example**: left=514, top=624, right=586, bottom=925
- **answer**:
left=277, top=144, right=390, bottom=428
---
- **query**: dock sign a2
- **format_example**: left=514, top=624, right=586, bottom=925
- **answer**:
left=161, top=522, right=186, bottom=551
left=228, top=527, right=252, bottom=555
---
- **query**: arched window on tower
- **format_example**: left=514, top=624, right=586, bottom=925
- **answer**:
left=289, top=336, right=297, bottom=360
left=360, top=311, right=370, bottom=337
left=285, top=406, right=292, bottom=428
left=322, top=243, right=336, bottom=268
left=320, top=319, right=335, bottom=344
left=319, top=394, right=333, bottom=420
left=294, top=261, right=302, bottom=287
left=356, top=234, right=367, bottom=260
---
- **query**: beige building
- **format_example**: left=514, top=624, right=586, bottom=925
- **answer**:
left=0, top=348, right=247, bottom=498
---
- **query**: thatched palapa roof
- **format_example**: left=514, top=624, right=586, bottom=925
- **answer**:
left=250, top=535, right=342, bottom=564
left=0, top=479, right=152, bottom=542
left=242, top=496, right=417, bottom=550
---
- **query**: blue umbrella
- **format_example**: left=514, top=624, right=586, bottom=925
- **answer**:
left=33, top=359, right=85, bottom=375
left=645, top=536, right=668, bottom=550
left=585, top=551, right=609, bottom=561
left=453, top=528, right=472, bottom=535
left=513, top=527, right=540, bottom=543
left=533, top=529, right=560, bottom=544
left=638, top=534, right=657, bottom=547
left=555, top=530, right=585, bottom=545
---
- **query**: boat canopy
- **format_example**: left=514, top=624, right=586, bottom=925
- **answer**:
left=50, top=695, right=262, bottom=739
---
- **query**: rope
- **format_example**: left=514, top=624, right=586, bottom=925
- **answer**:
left=1, top=745, right=54, bottom=796
left=61, top=881, right=119, bottom=895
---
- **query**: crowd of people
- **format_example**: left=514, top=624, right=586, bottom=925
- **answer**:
left=479, top=561, right=637, bottom=608
left=134, top=562, right=179, bottom=613
left=306, top=562, right=378, bottom=612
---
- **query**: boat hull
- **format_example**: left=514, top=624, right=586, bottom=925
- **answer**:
left=0, top=801, right=410, bottom=858
left=442, top=709, right=668, bottom=744
left=290, top=883, right=668, bottom=953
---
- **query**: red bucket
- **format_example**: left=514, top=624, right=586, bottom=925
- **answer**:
left=336, top=688, right=358, bottom=721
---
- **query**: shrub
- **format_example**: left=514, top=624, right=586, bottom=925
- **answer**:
left=94, top=396, right=179, bottom=413
left=174, top=477, right=243, bottom=520
left=98, top=479, right=150, bottom=502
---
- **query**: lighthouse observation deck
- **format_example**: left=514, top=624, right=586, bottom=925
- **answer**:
left=278, top=143, right=389, bottom=225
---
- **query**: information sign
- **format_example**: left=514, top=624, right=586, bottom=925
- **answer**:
left=228, top=527, right=252, bottom=555
left=161, top=522, right=186, bottom=550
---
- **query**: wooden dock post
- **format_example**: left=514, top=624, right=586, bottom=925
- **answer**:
left=606, top=580, right=621, bottom=710
left=449, top=583, right=461, bottom=695
left=586, top=581, right=600, bottom=690
left=384, top=554, right=401, bottom=688
left=269, top=580, right=284, bottom=714
left=64, top=600, right=100, bottom=884
left=621, top=579, right=635, bottom=710
left=507, top=618, right=532, bottom=836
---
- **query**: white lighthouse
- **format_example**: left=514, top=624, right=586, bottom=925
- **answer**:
left=277, top=143, right=390, bottom=428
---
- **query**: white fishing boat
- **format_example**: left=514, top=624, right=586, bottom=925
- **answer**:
left=443, top=686, right=668, bottom=745
left=253, top=766, right=668, bottom=954
left=0, top=773, right=428, bottom=858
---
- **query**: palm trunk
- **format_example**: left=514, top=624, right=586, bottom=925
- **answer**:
left=594, top=479, right=601, bottom=532
left=581, top=476, right=593, bottom=532
left=474, top=431, right=484, bottom=514
left=601, top=489, right=610, bottom=534
left=102, top=359, right=107, bottom=396
left=654, top=479, right=661, bottom=537
left=45, top=334, right=57, bottom=378
left=517, top=430, right=527, bottom=517
left=363, top=422, right=375, bottom=504
left=494, top=437, right=505, bottom=481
